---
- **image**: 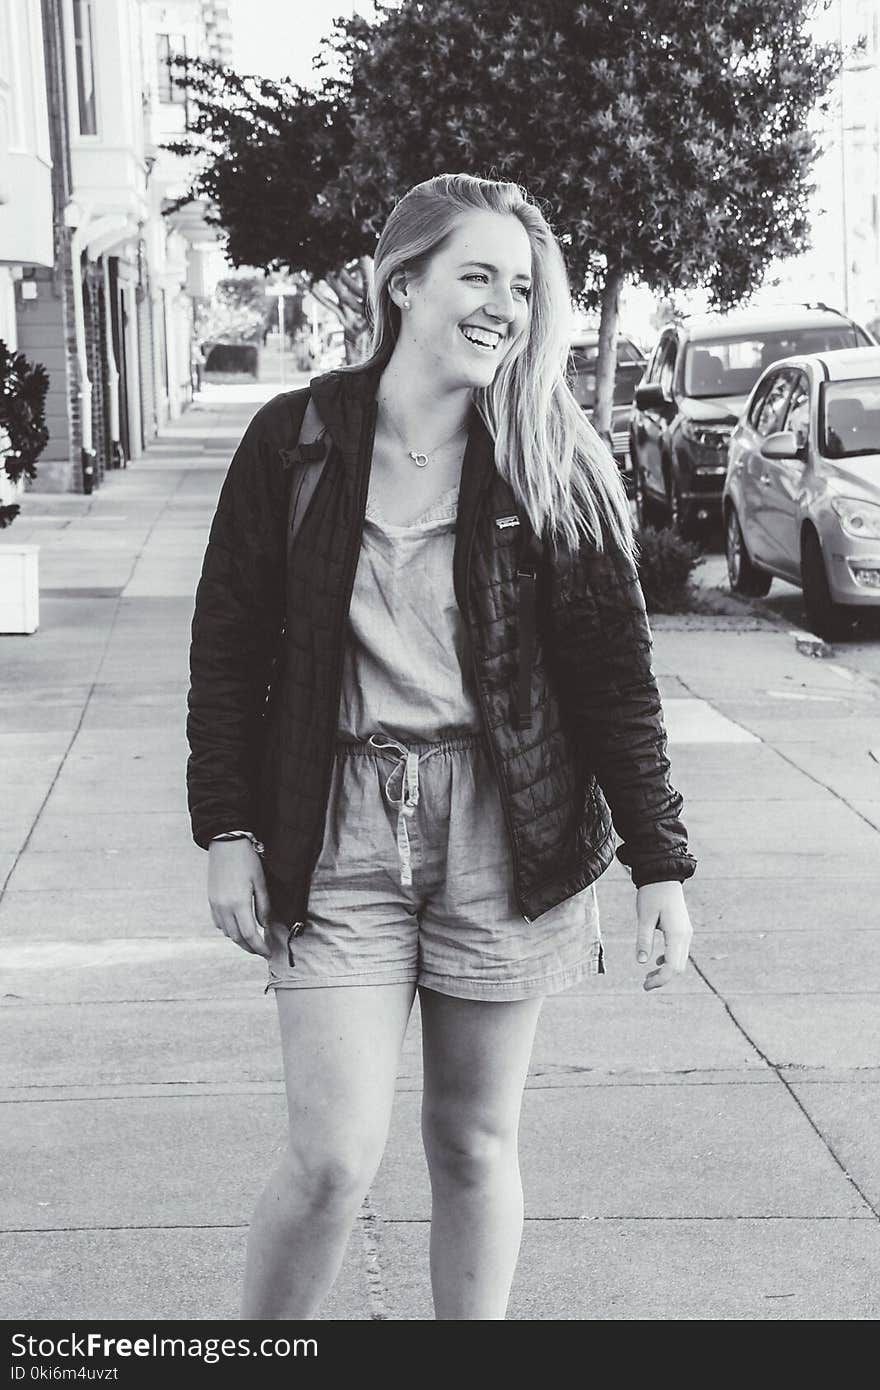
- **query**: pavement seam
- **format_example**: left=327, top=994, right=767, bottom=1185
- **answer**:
left=1, top=1215, right=874, bottom=1234
left=0, top=470, right=191, bottom=909
left=687, top=955, right=880, bottom=1220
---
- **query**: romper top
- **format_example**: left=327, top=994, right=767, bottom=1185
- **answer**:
left=336, top=483, right=482, bottom=742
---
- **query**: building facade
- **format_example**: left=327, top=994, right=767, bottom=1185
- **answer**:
left=1, top=0, right=230, bottom=496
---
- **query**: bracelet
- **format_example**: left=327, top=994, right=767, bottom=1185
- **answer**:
left=210, top=830, right=265, bottom=854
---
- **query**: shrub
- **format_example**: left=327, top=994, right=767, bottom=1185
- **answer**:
left=635, top=524, right=703, bottom=613
left=204, top=342, right=259, bottom=376
left=0, top=339, right=49, bottom=529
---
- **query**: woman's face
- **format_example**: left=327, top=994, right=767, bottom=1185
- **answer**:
left=397, top=210, right=533, bottom=390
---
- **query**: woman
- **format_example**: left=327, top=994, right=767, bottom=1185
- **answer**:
left=186, top=173, right=696, bottom=1321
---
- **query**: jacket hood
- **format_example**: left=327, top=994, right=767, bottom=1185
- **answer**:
left=308, top=353, right=389, bottom=468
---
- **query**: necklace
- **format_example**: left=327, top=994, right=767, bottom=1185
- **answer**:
left=379, top=403, right=468, bottom=468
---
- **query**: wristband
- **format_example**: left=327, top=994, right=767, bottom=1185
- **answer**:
left=210, top=830, right=265, bottom=854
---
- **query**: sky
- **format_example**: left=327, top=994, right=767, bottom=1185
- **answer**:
left=227, top=0, right=365, bottom=85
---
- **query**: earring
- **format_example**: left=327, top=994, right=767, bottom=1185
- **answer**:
left=403, top=299, right=410, bottom=308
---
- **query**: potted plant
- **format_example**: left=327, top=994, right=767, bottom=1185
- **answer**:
left=0, top=339, right=49, bottom=634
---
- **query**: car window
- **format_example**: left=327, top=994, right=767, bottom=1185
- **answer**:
left=748, top=375, right=774, bottom=428
left=643, top=343, right=662, bottom=383
left=616, top=339, right=644, bottom=364
left=683, top=325, right=864, bottom=398
left=755, top=371, right=795, bottom=437
left=783, top=374, right=811, bottom=448
left=657, top=338, right=677, bottom=395
left=821, top=377, right=880, bottom=458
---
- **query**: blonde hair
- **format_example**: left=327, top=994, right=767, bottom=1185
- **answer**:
left=365, top=173, right=635, bottom=560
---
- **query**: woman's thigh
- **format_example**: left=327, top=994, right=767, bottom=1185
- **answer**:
left=274, top=983, right=416, bottom=1163
left=419, top=988, right=544, bottom=1139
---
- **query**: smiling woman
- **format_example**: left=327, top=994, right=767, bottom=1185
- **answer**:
left=186, top=172, right=696, bottom=1322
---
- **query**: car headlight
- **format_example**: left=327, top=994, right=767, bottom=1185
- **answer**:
left=830, top=497, right=880, bottom=540
left=679, top=419, right=733, bottom=449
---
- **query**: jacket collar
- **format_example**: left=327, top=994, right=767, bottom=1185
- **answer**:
left=307, top=354, right=498, bottom=518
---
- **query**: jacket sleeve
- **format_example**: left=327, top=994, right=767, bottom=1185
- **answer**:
left=545, top=535, right=696, bottom=888
left=186, top=401, right=288, bottom=849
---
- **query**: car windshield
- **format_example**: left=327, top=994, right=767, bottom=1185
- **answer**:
left=683, top=326, right=864, bottom=398
left=569, top=338, right=643, bottom=370
left=821, top=378, right=880, bottom=458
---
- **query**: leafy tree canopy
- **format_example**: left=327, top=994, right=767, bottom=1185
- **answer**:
left=331, top=0, right=838, bottom=310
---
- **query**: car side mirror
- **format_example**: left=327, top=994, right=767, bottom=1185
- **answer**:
left=635, top=382, right=670, bottom=411
left=760, top=431, right=803, bottom=460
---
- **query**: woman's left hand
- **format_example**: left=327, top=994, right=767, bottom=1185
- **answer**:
left=635, top=881, right=693, bottom=991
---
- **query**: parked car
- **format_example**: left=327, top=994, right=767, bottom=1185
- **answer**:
left=568, top=330, right=646, bottom=481
left=723, top=345, right=880, bottom=639
left=630, top=304, right=875, bottom=537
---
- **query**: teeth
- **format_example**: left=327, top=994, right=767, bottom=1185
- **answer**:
left=461, top=327, right=500, bottom=349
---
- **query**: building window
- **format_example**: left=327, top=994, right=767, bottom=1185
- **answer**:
left=157, top=34, right=188, bottom=105
left=72, top=0, right=97, bottom=135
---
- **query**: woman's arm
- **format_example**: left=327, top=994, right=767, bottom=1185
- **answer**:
left=186, top=401, right=288, bottom=850
left=545, top=536, right=697, bottom=889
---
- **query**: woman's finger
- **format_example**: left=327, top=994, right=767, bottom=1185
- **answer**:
left=233, top=901, right=271, bottom=958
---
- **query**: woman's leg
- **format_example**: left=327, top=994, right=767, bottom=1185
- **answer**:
left=419, top=988, right=544, bottom=1320
left=241, top=982, right=416, bottom=1320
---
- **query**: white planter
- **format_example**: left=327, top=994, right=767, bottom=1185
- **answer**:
left=0, top=543, right=39, bottom=633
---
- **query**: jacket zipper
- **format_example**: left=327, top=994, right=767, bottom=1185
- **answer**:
left=466, top=517, right=533, bottom=924
left=308, top=401, right=378, bottom=883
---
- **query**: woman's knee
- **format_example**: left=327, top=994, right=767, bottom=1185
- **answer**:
left=422, top=1110, right=518, bottom=1188
left=278, top=1138, right=381, bottom=1214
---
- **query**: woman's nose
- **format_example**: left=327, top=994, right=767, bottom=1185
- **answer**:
left=485, top=287, right=517, bottom=321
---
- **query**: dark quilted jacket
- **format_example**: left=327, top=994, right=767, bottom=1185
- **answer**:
left=186, top=359, right=696, bottom=926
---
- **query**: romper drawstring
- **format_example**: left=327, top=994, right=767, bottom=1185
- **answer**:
left=368, top=734, right=445, bottom=887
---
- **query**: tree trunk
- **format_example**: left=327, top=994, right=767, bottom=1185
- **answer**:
left=314, top=261, right=373, bottom=365
left=593, top=266, right=624, bottom=446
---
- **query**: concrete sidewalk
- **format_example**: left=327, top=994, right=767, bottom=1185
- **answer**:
left=1, top=383, right=879, bottom=1321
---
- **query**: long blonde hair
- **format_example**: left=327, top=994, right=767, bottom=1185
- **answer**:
left=364, top=173, right=634, bottom=560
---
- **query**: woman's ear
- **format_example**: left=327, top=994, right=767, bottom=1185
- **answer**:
left=388, top=268, right=410, bottom=309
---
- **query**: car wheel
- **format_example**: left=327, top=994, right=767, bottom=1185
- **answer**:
left=725, top=506, right=771, bottom=597
left=800, top=528, right=855, bottom=642
left=669, top=476, right=698, bottom=540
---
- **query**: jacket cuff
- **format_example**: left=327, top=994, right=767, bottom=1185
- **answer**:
left=623, top=851, right=697, bottom=889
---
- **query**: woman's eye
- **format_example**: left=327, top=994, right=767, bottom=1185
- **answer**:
left=514, top=286, right=531, bottom=300
left=465, top=274, right=488, bottom=284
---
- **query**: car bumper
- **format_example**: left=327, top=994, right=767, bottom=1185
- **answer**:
left=679, top=466, right=728, bottom=511
left=826, top=537, right=880, bottom=606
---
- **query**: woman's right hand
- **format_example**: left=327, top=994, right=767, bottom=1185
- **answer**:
left=207, top=840, right=274, bottom=957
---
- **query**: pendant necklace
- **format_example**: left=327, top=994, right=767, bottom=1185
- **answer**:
left=380, top=403, right=468, bottom=468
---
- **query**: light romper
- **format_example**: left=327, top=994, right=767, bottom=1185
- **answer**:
left=264, top=481, right=604, bottom=999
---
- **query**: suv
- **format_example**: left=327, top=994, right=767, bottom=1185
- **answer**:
left=629, top=305, right=875, bottom=536
left=569, top=330, right=646, bottom=480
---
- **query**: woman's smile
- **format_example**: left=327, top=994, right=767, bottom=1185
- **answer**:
left=459, top=323, right=505, bottom=352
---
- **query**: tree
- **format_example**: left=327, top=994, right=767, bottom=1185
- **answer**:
left=164, top=61, right=375, bottom=360
left=169, top=2, right=839, bottom=422
left=328, top=0, right=839, bottom=432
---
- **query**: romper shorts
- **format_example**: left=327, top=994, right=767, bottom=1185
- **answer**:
left=265, top=731, right=604, bottom=1001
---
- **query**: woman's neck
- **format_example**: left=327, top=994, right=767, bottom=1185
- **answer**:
left=377, top=345, right=473, bottom=447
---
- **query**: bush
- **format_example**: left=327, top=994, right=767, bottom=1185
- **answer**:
left=204, top=342, right=259, bottom=376
left=635, top=524, right=703, bottom=613
left=0, top=339, right=49, bottom=529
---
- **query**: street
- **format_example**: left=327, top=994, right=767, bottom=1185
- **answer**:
left=1, top=381, right=879, bottom=1320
